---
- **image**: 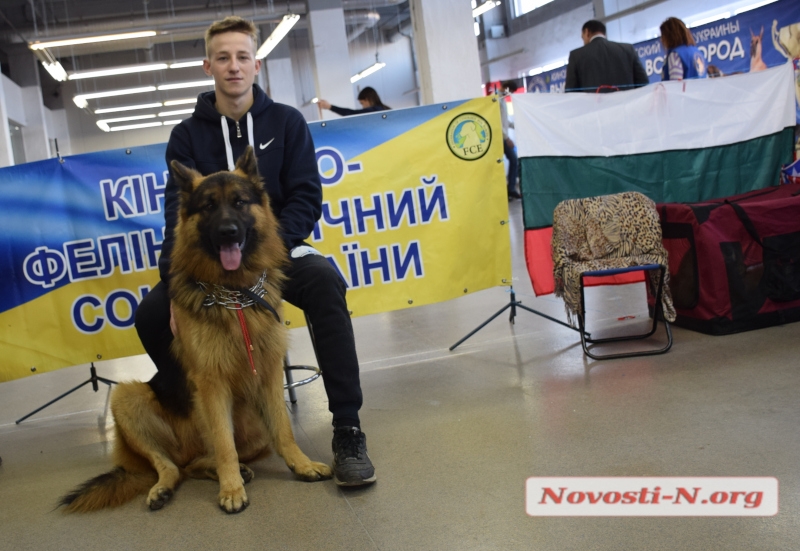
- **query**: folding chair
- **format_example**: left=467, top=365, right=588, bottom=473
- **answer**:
left=578, top=264, right=673, bottom=360
left=283, top=312, right=322, bottom=404
left=552, top=191, right=676, bottom=361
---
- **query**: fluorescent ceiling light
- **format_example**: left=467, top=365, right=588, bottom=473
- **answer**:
left=168, top=60, right=204, bottom=69
left=688, top=12, right=730, bottom=28
left=158, top=108, right=194, bottom=117
left=42, top=61, right=68, bottom=82
left=109, top=121, right=164, bottom=132
left=256, top=14, right=301, bottom=59
left=473, top=1, right=501, bottom=18
left=73, top=86, right=157, bottom=108
left=29, top=30, right=156, bottom=50
left=94, top=98, right=197, bottom=115
left=69, top=63, right=168, bottom=80
left=162, top=120, right=182, bottom=126
left=163, top=98, right=198, bottom=106
left=157, top=79, right=214, bottom=91
left=96, top=114, right=157, bottom=132
left=98, top=114, right=157, bottom=124
left=94, top=102, right=163, bottom=114
left=734, top=0, right=777, bottom=14
left=350, top=62, right=386, bottom=83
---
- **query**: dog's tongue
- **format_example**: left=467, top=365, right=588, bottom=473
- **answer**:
left=220, top=243, right=242, bottom=271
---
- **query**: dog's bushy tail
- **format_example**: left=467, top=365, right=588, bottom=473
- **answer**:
left=58, top=467, right=156, bottom=512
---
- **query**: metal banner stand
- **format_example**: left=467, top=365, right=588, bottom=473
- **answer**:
left=16, top=363, right=117, bottom=424
left=449, top=286, right=589, bottom=351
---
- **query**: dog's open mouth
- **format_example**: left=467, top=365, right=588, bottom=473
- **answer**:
left=219, top=238, right=246, bottom=271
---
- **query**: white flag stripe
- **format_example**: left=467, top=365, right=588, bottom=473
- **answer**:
left=513, top=63, right=795, bottom=158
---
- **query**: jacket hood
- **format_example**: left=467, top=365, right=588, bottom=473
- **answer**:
left=192, top=85, right=274, bottom=122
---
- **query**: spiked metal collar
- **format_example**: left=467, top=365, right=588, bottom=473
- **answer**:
left=197, top=270, right=269, bottom=310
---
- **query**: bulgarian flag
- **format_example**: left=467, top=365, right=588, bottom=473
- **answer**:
left=513, top=62, right=797, bottom=296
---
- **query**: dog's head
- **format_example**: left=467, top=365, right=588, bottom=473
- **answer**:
left=751, top=26, right=764, bottom=58
left=170, top=146, right=285, bottom=284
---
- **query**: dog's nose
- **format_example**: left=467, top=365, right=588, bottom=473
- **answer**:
left=218, top=223, right=238, bottom=239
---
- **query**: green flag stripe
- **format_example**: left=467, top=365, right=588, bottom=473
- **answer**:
left=520, top=128, right=794, bottom=229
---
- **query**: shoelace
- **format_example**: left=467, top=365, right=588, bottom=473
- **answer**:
left=335, top=429, right=364, bottom=459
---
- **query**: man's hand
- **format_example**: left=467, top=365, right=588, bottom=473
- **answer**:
left=317, top=99, right=332, bottom=109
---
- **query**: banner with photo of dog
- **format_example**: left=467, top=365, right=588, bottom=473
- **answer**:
left=525, top=0, right=800, bottom=109
left=0, top=96, right=510, bottom=383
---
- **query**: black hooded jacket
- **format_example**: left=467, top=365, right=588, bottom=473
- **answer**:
left=158, top=85, right=322, bottom=283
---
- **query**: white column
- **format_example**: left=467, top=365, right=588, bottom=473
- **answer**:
left=262, top=30, right=299, bottom=109
left=0, top=71, right=15, bottom=167
left=409, top=0, right=483, bottom=105
left=21, top=86, right=51, bottom=162
left=307, top=0, right=354, bottom=120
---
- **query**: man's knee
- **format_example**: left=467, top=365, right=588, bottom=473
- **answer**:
left=135, top=282, right=170, bottom=336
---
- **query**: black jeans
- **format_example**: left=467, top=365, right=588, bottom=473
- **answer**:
left=134, top=252, right=363, bottom=427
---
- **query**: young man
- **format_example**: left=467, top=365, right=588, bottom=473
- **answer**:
left=134, top=16, right=375, bottom=487
left=565, top=20, right=649, bottom=93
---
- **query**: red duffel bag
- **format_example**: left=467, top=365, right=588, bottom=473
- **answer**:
left=655, top=183, right=800, bottom=335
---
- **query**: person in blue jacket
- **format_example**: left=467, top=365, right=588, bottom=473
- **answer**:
left=318, top=87, right=390, bottom=116
left=660, top=17, right=708, bottom=81
left=134, top=15, right=376, bottom=487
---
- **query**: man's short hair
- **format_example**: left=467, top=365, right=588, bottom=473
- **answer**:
left=582, top=20, right=606, bottom=37
left=205, top=16, right=258, bottom=58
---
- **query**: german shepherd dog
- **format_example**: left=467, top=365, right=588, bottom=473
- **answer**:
left=60, top=146, right=331, bottom=514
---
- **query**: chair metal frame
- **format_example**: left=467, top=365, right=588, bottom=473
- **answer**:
left=283, top=312, right=322, bottom=403
left=577, top=264, right=673, bottom=360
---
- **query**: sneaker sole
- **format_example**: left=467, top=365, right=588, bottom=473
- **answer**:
left=334, top=474, right=377, bottom=487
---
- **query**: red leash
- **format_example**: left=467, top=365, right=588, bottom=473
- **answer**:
left=235, top=304, right=258, bottom=376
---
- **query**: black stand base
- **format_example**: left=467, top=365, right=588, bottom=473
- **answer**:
left=16, top=363, right=117, bottom=424
left=450, top=287, right=588, bottom=351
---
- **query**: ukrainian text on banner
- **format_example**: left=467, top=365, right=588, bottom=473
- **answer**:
left=0, top=144, right=168, bottom=382
left=514, top=63, right=795, bottom=295
left=284, top=96, right=510, bottom=326
left=0, top=96, right=511, bottom=382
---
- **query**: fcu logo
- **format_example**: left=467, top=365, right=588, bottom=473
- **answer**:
left=446, top=112, right=492, bottom=161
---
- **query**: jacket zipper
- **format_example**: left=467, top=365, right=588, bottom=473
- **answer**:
left=235, top=120, right=242, bottom=138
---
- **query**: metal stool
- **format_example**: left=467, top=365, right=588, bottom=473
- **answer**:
left=578, top=264, right=673, bottom=360
left=283, top=312, right=322, bottom=403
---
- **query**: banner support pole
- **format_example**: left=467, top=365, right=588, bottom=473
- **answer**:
left=15, top=363, right=117, bottom=424
left=449, top=286, right=589, bottom=351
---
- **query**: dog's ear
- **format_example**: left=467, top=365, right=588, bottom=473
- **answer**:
left=234, top=145, right=265, bottom=197
left=235, top=146, right=258, bottom=180
left=170, top=159, right=202, bottom=194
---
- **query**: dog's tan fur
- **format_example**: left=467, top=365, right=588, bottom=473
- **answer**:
left=60, top=147, right=331, bottom=514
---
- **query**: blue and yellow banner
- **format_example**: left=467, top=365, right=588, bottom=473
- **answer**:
left=0, top=96, right=510, bottom=382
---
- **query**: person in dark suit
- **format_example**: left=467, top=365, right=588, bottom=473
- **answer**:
left=565, top=20, right=649, bottom=93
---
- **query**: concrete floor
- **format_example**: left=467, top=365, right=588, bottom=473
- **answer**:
left=1, top=200, right=798, bottom=551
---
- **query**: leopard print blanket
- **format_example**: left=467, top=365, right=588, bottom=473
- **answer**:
left=552, top=192, right=676, bottom=326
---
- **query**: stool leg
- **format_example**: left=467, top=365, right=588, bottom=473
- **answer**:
left=284, top=355, right=298, bottom=404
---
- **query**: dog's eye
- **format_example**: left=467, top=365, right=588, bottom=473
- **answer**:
left=203, top=201, right=215, bottom=212
left=234, top=199, right=246, bottom=208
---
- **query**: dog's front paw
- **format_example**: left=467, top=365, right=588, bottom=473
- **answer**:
left=292, top=460, right=333, bottom=482
left=147, top=486, right=174, bottom=511
left=218, top=486, right=249, bottom=514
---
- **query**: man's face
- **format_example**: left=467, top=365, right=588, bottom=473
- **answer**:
left=203, top=31, right=261, bottom=101
left=581, top=28, right=591, bottom=45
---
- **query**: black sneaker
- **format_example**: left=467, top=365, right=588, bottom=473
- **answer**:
left=331, top=426, right=376, bottom=487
